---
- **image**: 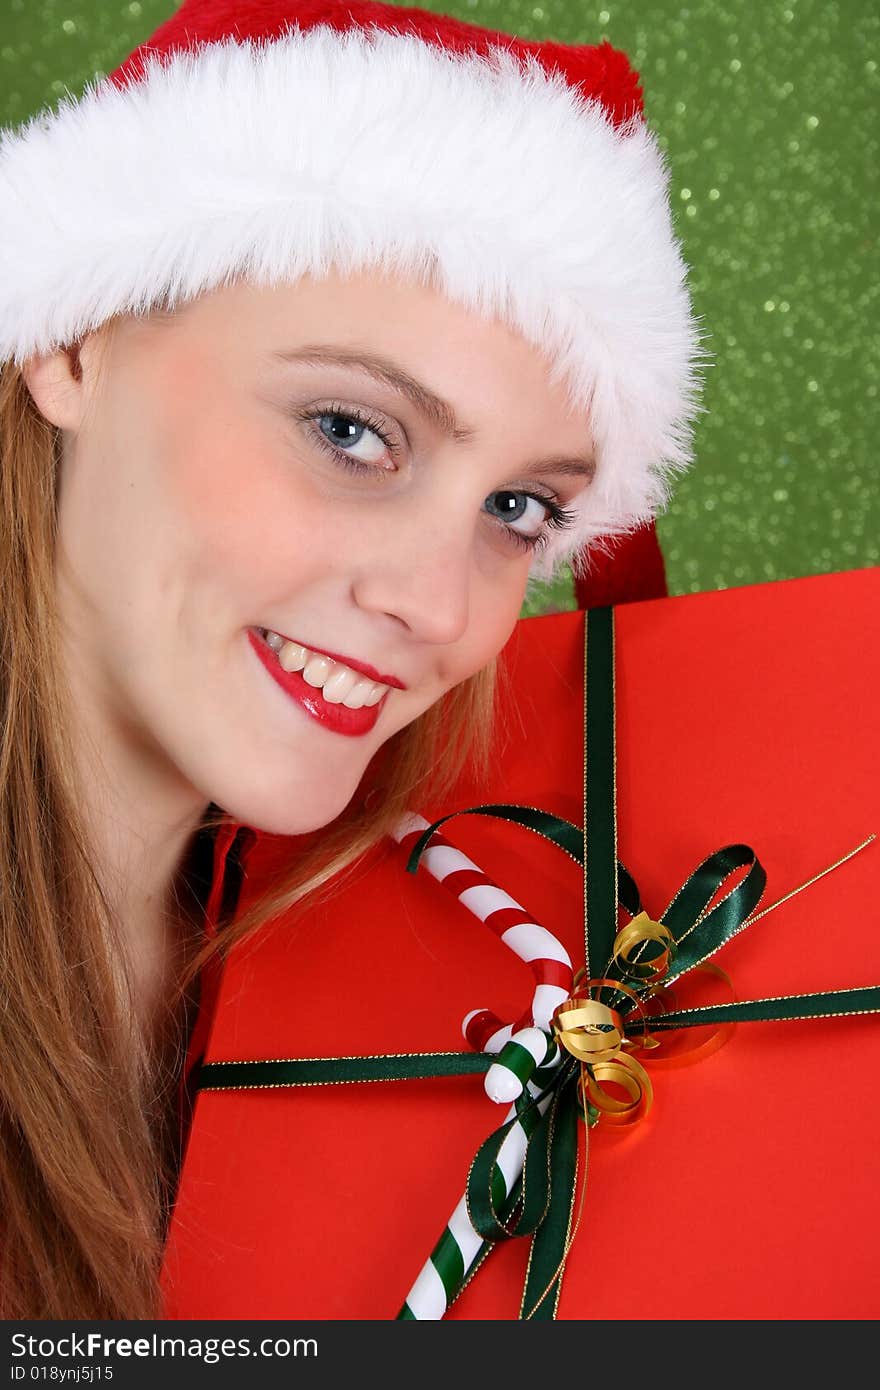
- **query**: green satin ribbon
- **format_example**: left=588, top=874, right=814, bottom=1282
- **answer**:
left=197, top=1052, right=494, bottom=1088
left=196, top=606, right=880, bottom=1320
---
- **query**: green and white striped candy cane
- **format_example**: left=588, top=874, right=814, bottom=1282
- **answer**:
left=398, top=1039, right=558, bottom=1321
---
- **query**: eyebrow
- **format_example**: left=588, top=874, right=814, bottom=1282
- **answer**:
left=271, top=344, right=596, bottom=479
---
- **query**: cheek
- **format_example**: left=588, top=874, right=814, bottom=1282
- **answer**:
left=169, top=423, right=272, bottom=559
left=163, top=410, right=334, bottom=603
left=144, top=350, right=324, bottom=592
left=468, top=564, right=530, bottom=661
left=437, top=565, right=529, bottom=694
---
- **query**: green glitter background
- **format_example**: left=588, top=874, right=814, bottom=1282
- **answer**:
left=1, top=0, right=877, bottom=614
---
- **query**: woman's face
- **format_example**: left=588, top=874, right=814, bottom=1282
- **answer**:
left=32, top=271, right=595, bottom=835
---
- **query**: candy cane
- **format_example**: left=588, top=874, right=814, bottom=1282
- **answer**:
left=399, top=1029, right=557, bottom=1320
left=392, top=812, right=574, bottom=1319
left=392, top=813, right=574, bottom=1033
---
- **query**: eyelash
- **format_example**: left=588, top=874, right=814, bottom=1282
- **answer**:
left=297, top=400, right=401, bottom=467
left=296, top=402, right=579, bottom=553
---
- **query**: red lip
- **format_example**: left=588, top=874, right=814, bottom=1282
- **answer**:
left=260, top=628, right=407, bottom=690
left=247, top=629, right=387, bottom=738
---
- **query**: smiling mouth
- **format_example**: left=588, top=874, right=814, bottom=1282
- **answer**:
left=248, top=628, right=390, bottom=739
left=257, top=628, right=392, bottom=709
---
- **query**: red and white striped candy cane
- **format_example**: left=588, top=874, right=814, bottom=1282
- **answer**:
left=392, top=810, right=574, bottom=1319
left=392, top=812, right=574, bottom=1033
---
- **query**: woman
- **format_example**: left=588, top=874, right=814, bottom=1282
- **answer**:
left=0, top=0, right=702, bottom=1318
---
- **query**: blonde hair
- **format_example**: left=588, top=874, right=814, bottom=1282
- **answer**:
left=0, top=318, right=499, bottom=1318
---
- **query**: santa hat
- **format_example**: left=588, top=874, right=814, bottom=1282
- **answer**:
left=0, top=0, right=706, bottom=580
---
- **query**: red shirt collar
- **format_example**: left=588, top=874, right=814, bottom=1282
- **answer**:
left=177, top=816, right=259, bottom=1143
left=203, top=817, right=258, bottom=938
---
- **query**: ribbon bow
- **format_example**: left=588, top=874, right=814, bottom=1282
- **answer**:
left=398, top=807, right=770, bottom=1314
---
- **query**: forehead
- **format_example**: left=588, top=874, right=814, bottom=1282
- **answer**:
left=128, top=270, right=590, bottom=446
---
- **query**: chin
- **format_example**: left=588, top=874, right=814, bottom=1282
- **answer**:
left=216, top=769, right=367, bottom=839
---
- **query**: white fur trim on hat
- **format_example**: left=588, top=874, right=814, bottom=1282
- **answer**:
left=0, top=22, right=707, bottom=576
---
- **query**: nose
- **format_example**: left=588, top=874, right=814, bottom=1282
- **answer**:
left=350, top=518, right=471, bottom=646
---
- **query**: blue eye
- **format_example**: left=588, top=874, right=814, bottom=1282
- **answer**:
left=314, top=410, right=392, bottom=466
left=296, top=401, right=400, bottom=474
left=485, top=490, right=541, bottom=529
left=484, top=488, right=578, bottom=553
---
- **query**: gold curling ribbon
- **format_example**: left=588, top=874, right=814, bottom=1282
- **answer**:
left=551, top=996, right=625, bottom=1065
left=550, top=913, right=692, bottom=1126
left=612, top=911, right=676, bottom=984
left=552, top=974, right=656, bottom=1126
left=582, top=1053, right=653, bottom=1126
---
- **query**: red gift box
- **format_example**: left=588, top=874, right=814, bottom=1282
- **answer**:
left=161, top=567, right=880, bottom=1320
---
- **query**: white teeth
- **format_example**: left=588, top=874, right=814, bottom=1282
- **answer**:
left=302, top=654, right=334, bottom=687
left=278, top=640, right=308, bottom=673
left=265, top=630, right=391, bottom=708
left=343, top=678, right=385, bottom=709
left=321, top=666, right=360, bottom=704
left=341, top=677, right=372, bottom=709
